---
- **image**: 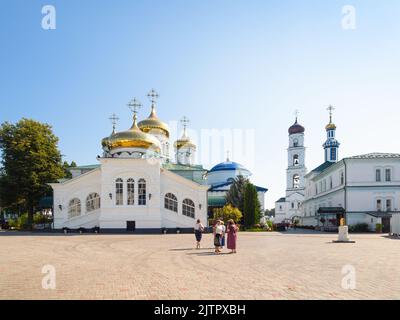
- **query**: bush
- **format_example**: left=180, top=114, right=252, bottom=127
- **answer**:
left=349, top=223, right=369, bottom=233
left=375, top=223, right=382, bottom=233
left=8, top=213, right=29, bottom=230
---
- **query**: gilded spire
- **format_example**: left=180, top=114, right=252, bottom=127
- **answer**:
left=326, top=105, right=337, bottom=130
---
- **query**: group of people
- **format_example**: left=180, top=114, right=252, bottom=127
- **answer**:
left=194, top=219, right=238, bottom=254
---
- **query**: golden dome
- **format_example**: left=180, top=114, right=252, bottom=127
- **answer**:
left=138, top=105, right=170, bottom=137
left=105, top=116, right=161, bottom=152
left=174, top=131, right=196, bottom=150
left=325, top=122, right=337, bottom=130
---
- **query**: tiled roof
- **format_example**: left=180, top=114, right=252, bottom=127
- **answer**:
left=162, top=163, right=205, bottom=171
left=349, top=153, right=400, bottom=159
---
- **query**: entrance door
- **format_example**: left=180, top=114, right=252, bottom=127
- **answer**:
left=382, top=217, right=390, bottom=233
left=126, top=221, right=136, bottom=232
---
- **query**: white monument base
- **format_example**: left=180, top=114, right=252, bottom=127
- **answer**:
left=333, top=226, right=355, bottom=243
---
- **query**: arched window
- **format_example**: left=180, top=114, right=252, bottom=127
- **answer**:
left=86, top=193, right=100, bottom=212
left=138, top=178, right=146, bottom=205
left=127, top=178, right=135, bottom=205
left=116, top=178, right=123, bottom=206
left=164, top=193, right=178, bottom=212
left=293, top=139, right=299, bottom=147
left=182, top=199, right=195, bottom=218
left=68, top=198, right=81, bottom=218
left=293, top=154, right=299, bottom=166
left=293, top=174, right=300, bottom=189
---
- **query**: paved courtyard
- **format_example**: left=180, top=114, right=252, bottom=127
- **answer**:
left=0, top=230, right=399, bottom=300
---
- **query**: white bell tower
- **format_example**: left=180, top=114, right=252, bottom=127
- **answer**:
left=286, top=112, right=307, bottom=197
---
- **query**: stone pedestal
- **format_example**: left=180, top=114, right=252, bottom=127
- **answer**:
left=333, top=226, right=355, bottom=243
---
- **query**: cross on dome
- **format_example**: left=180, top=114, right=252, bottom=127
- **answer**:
left=108, top=113, right=119, bottom=133
left=127, top=98, right=142, bottom=115
left=147, top=89, right=159, bottom=105
left=327, top=105, right=335, bottom=123
left=294, top=109, right=299, bottom=122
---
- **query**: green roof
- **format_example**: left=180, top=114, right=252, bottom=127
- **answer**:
left=163, top=163, right=206, bottom=171
left=208, top=197, right=227, bottom=206
left=72, top=164, right=100, bottom=170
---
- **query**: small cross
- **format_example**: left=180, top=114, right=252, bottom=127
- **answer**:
left=147, top=89, right=159, bottom=104
left=327, top=105, right=335, bottom=122
left=226, top=150, right=230, bottom=162
left=109, top=113, right=119, bottom=132
left=180, top=116, right=190, bottom=130
left=127, top=98, right=142, bottom=115
left=294, top=109, right=299, bottom=121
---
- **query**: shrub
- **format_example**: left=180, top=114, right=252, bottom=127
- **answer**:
left=375, top=223, right=382, bottom=233
left=349, top=223, right=369, bottom=233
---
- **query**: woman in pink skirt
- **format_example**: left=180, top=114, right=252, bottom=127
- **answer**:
left=226, top=219, right=238, bottom=254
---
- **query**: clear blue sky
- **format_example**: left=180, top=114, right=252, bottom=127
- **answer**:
left=1, top=0, right=400, bottom=208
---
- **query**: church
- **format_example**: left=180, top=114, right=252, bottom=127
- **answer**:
left=275, top=107, right=400, bottom=233
left=50, top=89, right=267, bottom=232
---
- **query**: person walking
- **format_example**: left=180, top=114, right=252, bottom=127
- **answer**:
left=227, top=219, right=238, bottom=254
left=194, top=219, right=204, bottom=249
left=213, top=220, right=223, bottom=254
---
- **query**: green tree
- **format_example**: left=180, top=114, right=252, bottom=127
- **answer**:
left=62, top=160, right=77, bottom=179
left=0, top=118, right=65, bottom=228
left=225, top=175, right=249, bottom=213
left=243, top=183, right=261, bottom=228
left=213, top=204, right=242, bottom=224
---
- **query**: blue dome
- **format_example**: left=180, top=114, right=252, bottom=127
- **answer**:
left=209, top=161, right=249, bottom=173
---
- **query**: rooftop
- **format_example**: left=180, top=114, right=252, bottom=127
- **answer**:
left=349, top=153, right=400, bottom=159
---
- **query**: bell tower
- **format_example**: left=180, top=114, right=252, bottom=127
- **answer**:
left=286, top=111, right=307, bottom=197
left=323, top=105, right=340, bottom=163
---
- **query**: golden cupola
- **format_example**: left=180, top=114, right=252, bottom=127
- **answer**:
left=102, top=99, right=161, bottom=154
left=138, top=89, right=170, bottom=137
left=174, top=116, right=196, bottom=150
left=325, top=105, right=337, bottom=130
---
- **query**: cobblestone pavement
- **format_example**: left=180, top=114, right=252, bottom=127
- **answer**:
left=0, top=231, right=399, bottom=300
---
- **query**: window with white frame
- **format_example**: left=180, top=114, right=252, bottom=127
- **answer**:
left=86, top=193, right=100, bottom=212
left=386, top=199, right=392, bottom=212
left=376, top=199, right=382, bottom=211
left=127, top=178, right=135, bottom=205
left=116, top=178, right=123, bottom=205
left=138, top=178, right=146, bottom=205
left=182, top=198, right=195, bottom=218
left=68, top=198, right=81, bottom=218
left=376, top=169, right=382, bottom=182
left=385, top=168, right=391, bottom=182
left=164, top=193, right=178, bottom=212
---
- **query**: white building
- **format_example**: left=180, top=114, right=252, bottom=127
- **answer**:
left=50, top=91, right=209, bottom=233
left=301, top=109, right=398, bottom=232
left=274, top=116, right=307, bottom=223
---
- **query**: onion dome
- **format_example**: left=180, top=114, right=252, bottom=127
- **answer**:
left=138, top=105, right=169, bottom=137
left=325, top=122, right=337, bottom=130
left=174, top=130, right=196, bottom=150
left=209, top=161, right=249, bottom=173
left=288, top=119, right=305, bottom=135
left=105, top=114, right=161, bottom=152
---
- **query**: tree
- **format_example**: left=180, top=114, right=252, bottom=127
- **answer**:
left=225, top=175, right=249, bottom=213
left=0, top=118, right=65, bottom=228
left=243, top=183, right=261, bottom=228
left=62, top=160, right=77, bottom=179
left=213, top=204, right=242, bottom=224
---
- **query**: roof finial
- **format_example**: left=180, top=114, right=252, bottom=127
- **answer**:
left=294, top=109, right=299, bottom=123
left=327, top=105, right=335, bottom=124
left=147, top=88, right=159, bottom=110
left=226, top=150, right=230, bottom=162
left=180, top=116, right=190, bottom=137
left=127, top=98, right=142, bottom=129
left=109, top=113, right=119, bottom=134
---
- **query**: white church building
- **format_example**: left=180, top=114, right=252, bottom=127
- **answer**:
left=50, top=90, right=209, bottom=233
left=50, top=89, right=268, bottom=233
left=276, top=106, right=399, bottom=232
